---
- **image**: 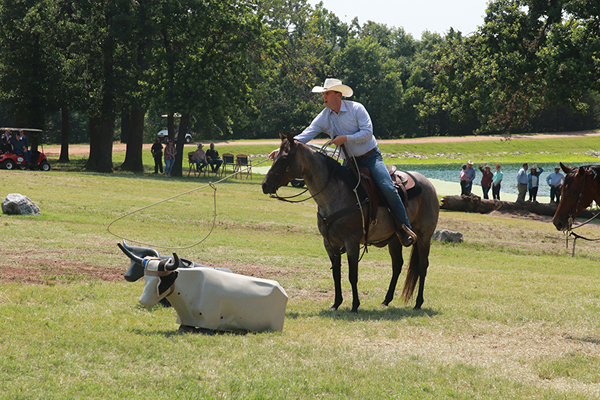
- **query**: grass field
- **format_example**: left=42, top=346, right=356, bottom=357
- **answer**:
left=1, top=134, right=600, bottom=398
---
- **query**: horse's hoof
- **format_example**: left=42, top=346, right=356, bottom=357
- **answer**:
left=350, top=308, right=358, bottom=313
left=381, top=301, right=389, bottom=307
left=329, top=306, right=338, bottom=311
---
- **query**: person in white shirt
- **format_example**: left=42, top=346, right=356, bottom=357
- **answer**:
left=269, top=78, right=416, bottom=246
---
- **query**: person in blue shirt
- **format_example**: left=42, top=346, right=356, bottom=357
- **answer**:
left=464, top=161, right=476, bottom=195
left=516, top=163, right=529, bottom=202
left=546, top=166, right=564, bottom=203
left=269, top=78, right=416, bottom=247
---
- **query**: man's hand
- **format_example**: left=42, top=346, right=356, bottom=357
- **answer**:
left=332, top=135, right=347, bottom=146
left=268, top=149, right=279, bottom=160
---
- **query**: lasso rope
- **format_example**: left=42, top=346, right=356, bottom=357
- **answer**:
left=107, top=157, right=271, bottom=250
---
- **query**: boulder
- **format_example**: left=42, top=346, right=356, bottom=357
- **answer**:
left=2, top=193, right=40, bottom=215
left=433, top=229, right=463, bottom=243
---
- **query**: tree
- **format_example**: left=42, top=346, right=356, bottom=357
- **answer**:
left=0, top=0, right=65, bottom=149
left=151, top=0, right=275, bottom=175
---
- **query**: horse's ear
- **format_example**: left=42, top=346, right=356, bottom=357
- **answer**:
left=286, top=132, right=296, bottom=148
left=279, top=132, right=286, bottom=141
left=560, top=163, right=571, bottom=174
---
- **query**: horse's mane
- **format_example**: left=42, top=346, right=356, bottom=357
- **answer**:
left=568, top=165, right=600, bottom=179
left=311, top=147, right=359, bottom=189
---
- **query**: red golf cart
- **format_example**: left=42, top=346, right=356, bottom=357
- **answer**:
left=0, top=128, right=51, bottom=171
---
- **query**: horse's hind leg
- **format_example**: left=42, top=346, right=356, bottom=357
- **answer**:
left=346, top=246, right=361, bottom=312
left=413, top=240, right=431, bottom=310
left=326, top=247, right=343, bottom=310
left=382, top=235, right=403, bottom=306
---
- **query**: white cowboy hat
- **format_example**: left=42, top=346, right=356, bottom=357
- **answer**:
left=312, top=78, right=353, bottom=97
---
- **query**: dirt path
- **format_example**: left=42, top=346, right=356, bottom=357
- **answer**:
left=43, top=130, right=600, bottom=157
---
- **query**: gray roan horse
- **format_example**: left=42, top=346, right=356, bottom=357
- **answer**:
left=262, top=133, right=439, bottom=312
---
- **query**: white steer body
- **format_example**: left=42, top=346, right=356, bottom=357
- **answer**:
left=140, top=263, right=288, bottom=333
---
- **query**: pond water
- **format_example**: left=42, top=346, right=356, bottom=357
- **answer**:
left=395, top=162, right=563, bottom=198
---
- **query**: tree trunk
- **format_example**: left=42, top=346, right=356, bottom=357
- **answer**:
left=171, top=112, right=189, bottom=177
left=440, top=193, right=594, bottom=218
left=120, top=109, right=131, bottom=144
left=58, top=107, right=70, bottom=163
left=120, top=107, right=146, bottom=172
left=85, top=116, right=114, bottom=173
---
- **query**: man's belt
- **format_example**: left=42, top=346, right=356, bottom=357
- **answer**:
left=354, top=147, right=376, bottom=161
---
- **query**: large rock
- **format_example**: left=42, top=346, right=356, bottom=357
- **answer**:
left=2, top=193, right=40, bottom=215
left=432, top=229, right=463, bottom=243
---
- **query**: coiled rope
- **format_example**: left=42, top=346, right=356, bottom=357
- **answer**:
left=107, top=157, right=271, bottom=250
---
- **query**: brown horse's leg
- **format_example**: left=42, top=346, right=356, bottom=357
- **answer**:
left=327, top=247, right=343, bottom=310
left=413, top=240, right=431, bottom=310
left=382, top=235, right=403, bottom=306
left=347, top=246, right=361, bottom=312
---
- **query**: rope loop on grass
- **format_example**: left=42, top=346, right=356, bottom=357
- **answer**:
left=106, top=157, right=270, bottom=250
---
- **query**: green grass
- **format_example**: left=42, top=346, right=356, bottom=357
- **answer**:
left=2, top=135, right=600, bottom=398
left=378, top=135, right=600, bottom=165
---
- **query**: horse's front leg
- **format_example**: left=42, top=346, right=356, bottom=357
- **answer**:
left=346, top=245, right=361, bottom=313
left=326, top=245, right=343, bottom=310
left=382, top=235, right=403, bottom=306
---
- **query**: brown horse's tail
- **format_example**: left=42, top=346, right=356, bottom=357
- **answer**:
left=401, top=245, right=420, bottom=303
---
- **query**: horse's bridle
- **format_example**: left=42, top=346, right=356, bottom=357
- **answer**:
left=562, top=167, right=600, bottom=255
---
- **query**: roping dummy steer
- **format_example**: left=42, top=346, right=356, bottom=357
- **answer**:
left=118, top=243, right=288, bottom=333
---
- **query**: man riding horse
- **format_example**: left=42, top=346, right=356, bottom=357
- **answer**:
left=269, top=78, right=417, bottom=247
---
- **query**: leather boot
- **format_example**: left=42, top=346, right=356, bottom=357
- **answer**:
left=397, top=224, right=417, bottom=247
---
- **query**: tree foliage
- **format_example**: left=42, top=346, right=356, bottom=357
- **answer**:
left=0, top=0, right=598, bottom=171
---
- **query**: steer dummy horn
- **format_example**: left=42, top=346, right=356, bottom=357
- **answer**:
left=117, top=242, right=144, bottom=266
left=165, top=253, right=180, bottom=271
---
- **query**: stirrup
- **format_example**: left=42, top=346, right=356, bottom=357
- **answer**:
left=398, top=224, right=417, bottom=247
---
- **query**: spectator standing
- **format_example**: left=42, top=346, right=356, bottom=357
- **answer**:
left=163, top=140, right=177, bottom=177
left=205, top=143, right=223, bottom=172
left=516, top=163, right=529, bottom=202
left=527, top=165, right=544, bottom=202
left=492, top=164, right=503, bottom=200
left=546, top=166, right=564, bottom=203
left=478, top=164, right=493, bottom=199
left=465, top=161, right=475, bottom=195
left=459, top=164, right=469, bottom=195
left=151, top=138, right=163, bottom=174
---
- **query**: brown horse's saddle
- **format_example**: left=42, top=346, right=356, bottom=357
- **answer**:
left=357, top=165, right=422, bottom=241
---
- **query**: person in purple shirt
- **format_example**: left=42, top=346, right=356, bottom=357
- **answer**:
left=269, top=78, right=416, bottom=246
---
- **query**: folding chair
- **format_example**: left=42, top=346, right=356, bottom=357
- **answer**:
left=221, top=153, right=235, bottom=177
left=187, top=152, right=199, bottom=177
left=236, top=154, right=252, bottom=180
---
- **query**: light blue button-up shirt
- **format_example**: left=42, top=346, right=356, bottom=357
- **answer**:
left=517, top=167, right=529, bottom=184
left=294, top=100, right=377, bottom=158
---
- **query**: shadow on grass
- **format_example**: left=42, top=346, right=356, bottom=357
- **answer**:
left=286, top=306, right=441, bottom=321
left=130, top=326, right=250, bottom=337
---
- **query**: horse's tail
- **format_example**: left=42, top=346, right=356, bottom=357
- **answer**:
left=401, top=245, right=420, bottom=303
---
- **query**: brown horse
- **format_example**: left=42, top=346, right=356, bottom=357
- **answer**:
left=553, top=162, right=600, bottom=231
left=262, top=133, right=439, bottom=312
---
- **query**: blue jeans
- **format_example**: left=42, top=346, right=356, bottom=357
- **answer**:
left=164, top=158, right=174, bottom=173
left=354, top=149, right=411, bottom=229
